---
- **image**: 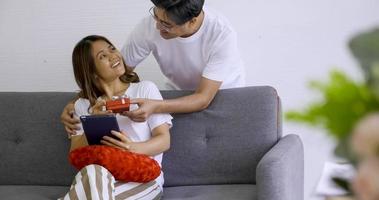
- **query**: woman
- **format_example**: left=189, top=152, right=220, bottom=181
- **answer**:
left=61, top=35, right=172, bottom=200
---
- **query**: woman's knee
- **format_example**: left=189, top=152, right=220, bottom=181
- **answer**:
left=76, top=164, right=113, bottom=180
left=80, top=164, right=107, bottom=172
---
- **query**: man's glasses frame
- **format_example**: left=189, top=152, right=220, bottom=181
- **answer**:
left=149, top=7, right=178, bottom=32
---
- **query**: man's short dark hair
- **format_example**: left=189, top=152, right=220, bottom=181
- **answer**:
left=151, top=0, right=205, bottom=25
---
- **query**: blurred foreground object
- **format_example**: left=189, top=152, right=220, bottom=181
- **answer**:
left=352, top=157, right=379, bottom=200
left=315, top=162, right=355, bottom=200
left=286, top=26, right=379, bottom=200
left=351, top=113, right=379, bottom=158
left=350, top=28, right=379, bottom=98
left=350, top=113, right=379, bottom=200
left=326, top=197, right=355, bottom=200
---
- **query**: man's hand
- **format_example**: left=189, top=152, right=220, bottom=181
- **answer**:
left=61, top=102, right=80, bottom=135
left=123, top=98, right=160, bottom=122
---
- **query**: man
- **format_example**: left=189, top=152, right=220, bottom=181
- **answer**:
left=62, top=0, right=245, bottom=133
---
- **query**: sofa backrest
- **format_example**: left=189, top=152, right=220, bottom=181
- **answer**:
left=0, top=92, right=76, bottom=186
left=0, top=86, right=281, bottom=186
left=161, top=86, right=281, bottom=186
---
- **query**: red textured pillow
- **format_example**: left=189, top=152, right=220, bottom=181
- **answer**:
left=69, top=145, right=161, bottom=182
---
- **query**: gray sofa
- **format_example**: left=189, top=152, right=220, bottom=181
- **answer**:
left=0, top=86, right=303, bottom=200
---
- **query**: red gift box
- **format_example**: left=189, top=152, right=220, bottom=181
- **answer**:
left=106, top=97, right=130, bottom=113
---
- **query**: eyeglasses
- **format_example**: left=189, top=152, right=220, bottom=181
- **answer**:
left=149, top=7, right=177, bottom=32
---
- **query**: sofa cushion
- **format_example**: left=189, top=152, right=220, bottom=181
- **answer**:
left=163, top=184, right=257, bottom=200
left=0, top=184, right=256, bottom=200
left=0, top=185, right=69, bottom=200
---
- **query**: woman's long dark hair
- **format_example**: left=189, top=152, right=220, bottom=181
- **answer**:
left=72, top=35, right=139, bottom=106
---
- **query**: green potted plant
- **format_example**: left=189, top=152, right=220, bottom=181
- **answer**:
left=285, top=28, right=379, bottom=159
left=285, top=27, right=379, bottom=198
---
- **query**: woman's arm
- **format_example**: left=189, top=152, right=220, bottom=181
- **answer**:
left=70, top=135, right=88, bottom=152
left=101, top=123, right=171, bottom=156
left=129, top=123, right=170, bottom=156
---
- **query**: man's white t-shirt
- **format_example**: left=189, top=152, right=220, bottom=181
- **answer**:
left=73, top=81, right=173, bottom=187
left=122, top=7, right=245, bottom=90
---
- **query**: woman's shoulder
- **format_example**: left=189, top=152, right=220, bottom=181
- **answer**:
left=74, top=98, right=90, bottom=106
left=128, top=81, right=162, bottom=99
left=74, top=98, right=90, bottom=115
left=131, top=80, right=159, bottom=91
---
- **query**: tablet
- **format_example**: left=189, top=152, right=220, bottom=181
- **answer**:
left=80, top=115, right=120, bottom=145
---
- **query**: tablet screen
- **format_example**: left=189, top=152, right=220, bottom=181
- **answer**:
left=80, top=115, right=120, bottom=145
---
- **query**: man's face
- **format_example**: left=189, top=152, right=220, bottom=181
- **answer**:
left=150, top=7, right=189, bottom=39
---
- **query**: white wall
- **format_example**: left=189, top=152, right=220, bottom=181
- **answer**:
left=1, top=0, right=379, bottom=199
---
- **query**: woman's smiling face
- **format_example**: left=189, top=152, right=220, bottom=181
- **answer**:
left=91, top=40, right=125, bottom=82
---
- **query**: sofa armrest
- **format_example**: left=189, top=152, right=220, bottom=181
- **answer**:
left=256, top=134, right=304, bottom=200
